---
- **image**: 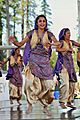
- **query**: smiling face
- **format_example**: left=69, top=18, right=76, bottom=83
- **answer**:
left=64, top=30, right=71, bottom=40
left=37, top=17, right=47, bottom=30
left=15, top=48, right=20, bottom=56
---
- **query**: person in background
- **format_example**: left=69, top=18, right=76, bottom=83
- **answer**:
left=74, top=47, right=80, bottom=98
left=77, top=47, right=80, bottom=76
left=6, top=48, right=23, bottom=105
left=53, top=28, right=80, bottom=109
left=9, top=15, right=60, bottom=116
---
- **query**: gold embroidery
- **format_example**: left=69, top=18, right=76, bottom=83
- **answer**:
left=10, top=56, right=16, bottom=66
left=63, top=41, right=72, bottom=50
left=42, top=32, right=50, bottom=50
left=30, top=30, right=38, bottom=49
left=30, top=30, right=50, bottom=50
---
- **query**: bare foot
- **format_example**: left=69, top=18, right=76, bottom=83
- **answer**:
left=43, top=106, right=52, bottom=116
left=10, top=96, right=13, bottom=104
left=10, top=99, right=13, bottom=104
left=26, top=104, right=32, bottom=114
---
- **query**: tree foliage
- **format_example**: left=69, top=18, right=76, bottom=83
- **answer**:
left=0, top=0, right=79, bottom=73
left=26, top=0, right=37, bottom=31
left=41, top=0, right=53, bottom=28
left=50, top=50, right=57, bottom=68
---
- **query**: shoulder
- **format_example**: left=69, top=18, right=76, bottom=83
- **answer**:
left=47, top=30, right=53, bottom=35
left=59, top=40, right=64, bottom=44
left=70, top=40, right=75, bottom=45
left=26, top=29, right=35, bottom=38
left=10, top=56, right=15, bottom=63
left=10, top=55, right=14, bottom=59
left=27, top=29, right=34, bottom=34
left=59, top=40, right=65, bottom=48
left=47, top=31, right=55, bottom=38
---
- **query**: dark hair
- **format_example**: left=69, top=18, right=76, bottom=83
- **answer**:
left=59, top=28, right=70, bottom=40
left=34, top=15, right=48, bottom=31
left=11, top=48, right=19, bottom=56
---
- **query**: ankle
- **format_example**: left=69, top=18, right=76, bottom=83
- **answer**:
left=27, top=103, right=32, bottom=110
left=44, top=105, right=47, bottom=108
left=43, top=106, right=52, bottom=116
left=28, top=103, right=32, bottom=107
left=60, top=102, right=67, bottom=109
left=27, top=103, right=32, bottom=114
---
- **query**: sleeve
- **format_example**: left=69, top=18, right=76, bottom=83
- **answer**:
left=23, top=41, right=31, bottom=65
left=60, top=41, right=64, bottom=48
left=71, top=40, right=80, bottom=47
left=70, top=40, right=75, bottom=46
left=48, top=31, right=55, bottom=42
left=26, top=29, right=34, bottom=39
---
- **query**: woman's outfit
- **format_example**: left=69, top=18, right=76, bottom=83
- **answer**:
left=7, top=54, right=23, bottom=102
left=24, top=29, right=55, bottom=106
left=53, top=40, right=77, bottom=108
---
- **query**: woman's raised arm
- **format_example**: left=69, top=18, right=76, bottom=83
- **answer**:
left=51, top=36, right=61, bottom=46
left=9, top=36, right=29, bottom=47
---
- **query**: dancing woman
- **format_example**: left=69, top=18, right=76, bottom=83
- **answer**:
left=53, top=28, right=80, bottom=109
left=6, top=48, right=23, bottom=105
left=9, top=15, right=60, bottom=116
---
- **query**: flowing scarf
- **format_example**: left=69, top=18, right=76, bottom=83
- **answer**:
left=53, top=28, right=66, bottom=76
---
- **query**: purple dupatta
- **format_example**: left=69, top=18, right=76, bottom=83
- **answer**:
left=53, top=28, right=66, bottom=76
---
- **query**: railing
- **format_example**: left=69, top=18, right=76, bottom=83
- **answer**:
left=0, top=45, right=24, bottom=50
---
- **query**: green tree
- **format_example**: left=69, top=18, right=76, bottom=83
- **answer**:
left=41, top=0, right=53, bottom=28
left=73, top=48, right=79, bottom=72
left=9, top=0, right=21, bottom=37
left=26, top=0, right=37, bottom=32
left=0, top=0, right=5, bottom=44
left=50, top=49, right=57, bottom=68
left=0, top=0, right=6, bottom=65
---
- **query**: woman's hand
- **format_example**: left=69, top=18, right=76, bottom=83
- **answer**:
left=71, top=49, right=75, bottom=53
left=0, top=61, right=5, bottom=66
left=9, top=36, right=16, bottom=43
left=68, top=48, right=75, bottom=53
left=50, top=41, right=61, bottom=47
